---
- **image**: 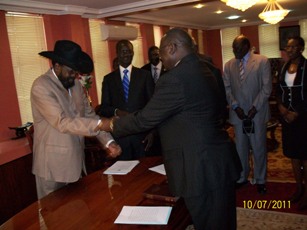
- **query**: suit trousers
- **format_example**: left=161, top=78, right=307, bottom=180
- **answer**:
left=234, top=121, right=267, bottom=184
left=35, top=175, right=67, bottom=199
left=184, top=183, right=236, bottom=230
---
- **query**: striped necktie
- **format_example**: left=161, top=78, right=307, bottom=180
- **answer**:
left=153, top=67, right=158, bottom=83
left=239, top=59, right=244, bottom=82
left=123, top=69, right=129, bottom=102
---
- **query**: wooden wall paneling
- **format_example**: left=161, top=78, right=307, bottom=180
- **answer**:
left=0, top=154, right=37, bottom=225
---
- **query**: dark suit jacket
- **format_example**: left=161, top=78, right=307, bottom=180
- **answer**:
left=112, top=53, right=241, bottom=197
left=141, top=62, right=166, bottom=82
left=100, top=66, right=155, bottom=159
left=100, top=66, right=154, bottom=117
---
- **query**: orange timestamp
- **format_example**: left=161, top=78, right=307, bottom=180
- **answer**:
left=242, top=200, right=291, bottom=209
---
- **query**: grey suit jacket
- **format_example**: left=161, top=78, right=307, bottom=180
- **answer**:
left=112, top=53, right=241, bottom=197
left=31, top=69, right=113, bottom=183
left=223, top=52, right=272, bottom=126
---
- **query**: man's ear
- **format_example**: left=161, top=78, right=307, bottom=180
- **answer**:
left=53, top=63, right=61, bottom=75
left=168, top=43, right=177, bottom=55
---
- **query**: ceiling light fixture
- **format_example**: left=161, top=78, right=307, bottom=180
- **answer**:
left=228, top=15, right=240, bottom=20
left=221, top=0, right=260, bottom=12
left=258, top=0, right=290, bottom=24
left=194, top=4, right=204, bottom=9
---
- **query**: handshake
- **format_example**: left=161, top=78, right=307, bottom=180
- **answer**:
left=95, top=117, right=116, bottom=133
left=95, top=116, right=121, bottom=158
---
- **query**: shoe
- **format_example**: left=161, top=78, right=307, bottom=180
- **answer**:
left=236, top=180, right=249, bottom=189
left=257, top=184, right=267, bottom=194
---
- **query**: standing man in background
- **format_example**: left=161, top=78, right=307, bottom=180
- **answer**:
left=99, top=40, right=155, bottom=160
left=223, top=34, right=272, bottom=194
left=31, top=40, right=121, bottom=199
left=97, top=28, right=241, bottom=230
left=141, top=45, right=166, bottom=84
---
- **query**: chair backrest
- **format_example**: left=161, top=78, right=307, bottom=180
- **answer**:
left=25, top=125, right=34, bottom=152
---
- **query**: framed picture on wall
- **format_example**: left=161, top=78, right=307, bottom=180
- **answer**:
left=279, top=25, right=300, bottom=50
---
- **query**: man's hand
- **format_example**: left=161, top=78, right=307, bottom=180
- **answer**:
left=247, top=106, right=257, bottom=119
left=234, top=107, right=246, bottom=120
left=107, top=141, right=122, bottom=158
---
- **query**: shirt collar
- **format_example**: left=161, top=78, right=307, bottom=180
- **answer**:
left=119, top=64, right=132, bottom=74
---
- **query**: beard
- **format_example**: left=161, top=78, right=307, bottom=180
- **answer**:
left=58, top=73, right=75, bottom=89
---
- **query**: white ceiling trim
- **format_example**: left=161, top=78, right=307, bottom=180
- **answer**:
left=0, top=0, right=200, bottom=18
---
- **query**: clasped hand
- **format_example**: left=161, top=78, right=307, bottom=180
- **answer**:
left=235, top=106, right=257, bottom=120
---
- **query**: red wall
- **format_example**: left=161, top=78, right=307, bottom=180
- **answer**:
left=206, top=29, right=223, bottom=70
left=241, top=25, right=259, bottom=54
left=0, top=11, right=22, bottom=141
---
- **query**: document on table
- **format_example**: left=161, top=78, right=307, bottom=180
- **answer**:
left=114, top=206, right=172, bottom=225
left=103, top=160, right=139, bottom=175
left=149, top=164, right=166, bottom=175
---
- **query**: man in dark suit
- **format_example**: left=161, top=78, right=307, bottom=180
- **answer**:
left=141, top=45, right=166, bottom=83
left=99, top=40, right=155, bottom=160
left=98, top=28, right=241, bottom=230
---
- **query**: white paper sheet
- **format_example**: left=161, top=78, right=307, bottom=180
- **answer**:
left=103, top=160, right=139, bottom=175
left=149, top=164, right=166, bottom=175
left=114, top=206, right=172, bottom=225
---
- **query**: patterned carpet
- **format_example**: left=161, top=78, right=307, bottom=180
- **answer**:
left=185, top=207, right=307, bottom=230
left=237, top=207, right=307, bottom=230
left=227, top=124, right=294, bottom=182
left=266, top=126, right=295, bottom=182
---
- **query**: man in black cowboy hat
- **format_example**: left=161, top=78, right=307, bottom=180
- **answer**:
left=31, top=40, right=121, bottom=199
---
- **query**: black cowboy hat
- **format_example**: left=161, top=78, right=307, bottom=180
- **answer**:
left=39, top=40, right=93, bottom=74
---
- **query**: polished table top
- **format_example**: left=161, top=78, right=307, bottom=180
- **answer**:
left=0, top=156, right=191, bottom=230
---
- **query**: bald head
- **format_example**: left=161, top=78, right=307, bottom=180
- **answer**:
left=232, top=35, right=251, bottom=59
left=159, top=28, right=195, bottom=70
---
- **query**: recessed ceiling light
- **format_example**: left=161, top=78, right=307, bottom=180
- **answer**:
left=194, top=4, right=204, bottom=9
left=242, top=19, right=247, bottom=22
left=227, top=15, right=240, bottom=20
left=216, top=10, right=223, bottom=14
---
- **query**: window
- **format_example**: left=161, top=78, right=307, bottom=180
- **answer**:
left=88, top=19, right=111, bottom=104
left=299, top=19, right=307, bottom=58
left=258, top=24, right=280, bottom=58
left=6, top=13, right=48, bottom=124
left=126, top=22, right=144, bottom=68
left=221, top=27, right=240, bottom=67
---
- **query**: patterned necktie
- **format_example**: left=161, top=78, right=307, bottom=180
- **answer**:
left=123, top=69, right=129, bottom=102
left=239, top=59, right=245, bottom=82
left=153, top=67, right=158, bottom=83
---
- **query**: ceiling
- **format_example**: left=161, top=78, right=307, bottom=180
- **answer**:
left=0, top=0, right=306, bottom=30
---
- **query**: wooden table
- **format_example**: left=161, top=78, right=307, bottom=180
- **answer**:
left=0, top=157, right=192, bottom=230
